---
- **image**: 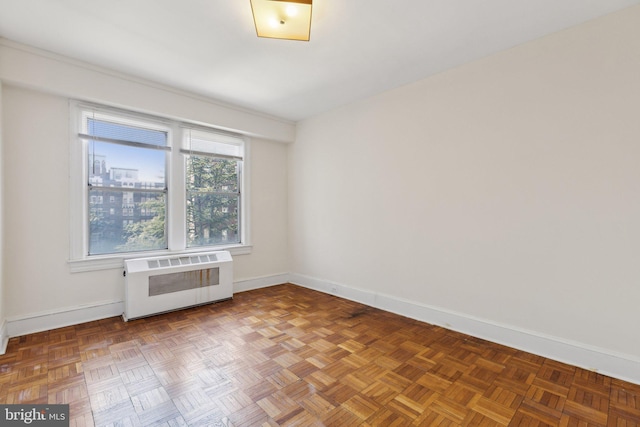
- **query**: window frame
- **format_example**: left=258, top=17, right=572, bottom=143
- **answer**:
left=69, top=101, right=252, bottom=273
left=84, top=112, right=170, bottom=255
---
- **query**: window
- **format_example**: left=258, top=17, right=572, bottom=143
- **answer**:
left=82, top=111, right=168, bottom=255
left=70, top=103, right=249, bottom=268
left=183, top=129, right=243, bottom=248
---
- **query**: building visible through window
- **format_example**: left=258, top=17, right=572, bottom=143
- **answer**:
left=86, top=116, right=167, bottom=255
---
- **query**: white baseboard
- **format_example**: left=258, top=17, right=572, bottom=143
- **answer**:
left=0, top=319, right=8, bottom=355
left=289, top=273, right=640, bottom=386
left=6, top=300, right=124, bottom=339
left=3, top=273, right=290, bottom=340
left=234, top=273, right=290, bottom=293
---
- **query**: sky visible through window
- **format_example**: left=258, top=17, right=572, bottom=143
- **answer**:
left=87, top=119, right=166, bottom=184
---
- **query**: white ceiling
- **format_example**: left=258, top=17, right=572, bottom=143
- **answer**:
left=1, top=0, right=638, bottom=121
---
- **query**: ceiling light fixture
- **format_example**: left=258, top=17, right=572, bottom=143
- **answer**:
left=250, top=0, right=312, bottom=41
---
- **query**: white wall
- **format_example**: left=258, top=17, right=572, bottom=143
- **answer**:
left=0, top=41, right=291, bottom=330
left=0, top=81, right=6, bottom=353
left=234, top=137, right=289, bottom=282
left=289, top=6, right=640, bottom=373
left=0, top=40, right=294, bottom=143
left=1, top=85, right=289, bottom=323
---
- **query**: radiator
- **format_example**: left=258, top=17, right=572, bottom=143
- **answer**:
left=123, top=251, right=233, bottom=321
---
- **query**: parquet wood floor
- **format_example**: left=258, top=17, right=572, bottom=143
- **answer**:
left=1, top=283, right=639, bottom=426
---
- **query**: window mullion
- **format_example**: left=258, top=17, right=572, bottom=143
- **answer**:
left=167, top=124, right=186, bottom=251
left=88, top=185, right=167, bottom=194
left=79, top=134, right=172, bottom=151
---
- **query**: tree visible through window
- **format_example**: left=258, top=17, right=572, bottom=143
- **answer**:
left=186, top=156, right=241, bottom=247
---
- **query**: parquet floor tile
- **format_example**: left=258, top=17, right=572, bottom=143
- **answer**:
left=0, top=283, right=638, bottom=426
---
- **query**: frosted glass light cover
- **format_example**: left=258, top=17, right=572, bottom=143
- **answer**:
left=250, top=0, right=312, bottom=41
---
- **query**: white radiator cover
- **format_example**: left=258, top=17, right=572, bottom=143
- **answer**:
left=124, top=251, right=233, bottom=321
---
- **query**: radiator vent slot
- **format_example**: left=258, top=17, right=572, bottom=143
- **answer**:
left=146, top=254, right=219, bottom=269
left=124, top=251, right=233, bottom=321
left=149, top=267, right=219, bottom=296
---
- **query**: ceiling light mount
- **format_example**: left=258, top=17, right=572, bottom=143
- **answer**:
left=250, top=0, right=313, bottom=41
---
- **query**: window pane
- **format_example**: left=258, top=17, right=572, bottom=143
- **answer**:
left=88, top=118, right=167, bottom=146
left=89, top=190, right=166, bottom=255
left=187, top=193, right=239, bottom=247
left=186, top=156, right=239, bottom=192
left=88, top=141, right=165, bottom=188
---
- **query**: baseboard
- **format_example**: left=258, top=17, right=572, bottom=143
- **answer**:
left=233, top=273, right=290, bottom=293
left=0, top=319, right=8, bottom=355
left=6, top=300, right=124, bottom=339
left=3, top=273, right=290, bottom=340
left=289, top=273, right=640, bottom=385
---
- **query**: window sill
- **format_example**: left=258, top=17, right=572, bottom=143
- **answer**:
left=68, top=244, right=253, bottom=273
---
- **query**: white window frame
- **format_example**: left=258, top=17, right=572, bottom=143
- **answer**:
left=68, top=101, right=251, bottom=272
